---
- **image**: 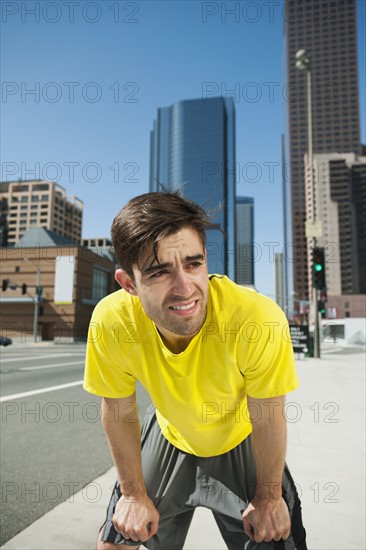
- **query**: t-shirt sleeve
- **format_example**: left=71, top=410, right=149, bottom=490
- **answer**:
left=83, top=300, right=136, bottom=398
left=238, top=295, right=299, bottom=398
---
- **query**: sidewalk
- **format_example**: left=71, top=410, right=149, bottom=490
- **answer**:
left=2, top=349, right=365, bottom=550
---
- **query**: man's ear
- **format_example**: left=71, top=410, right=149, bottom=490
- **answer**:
left=115, top=269, right=138, bottom=296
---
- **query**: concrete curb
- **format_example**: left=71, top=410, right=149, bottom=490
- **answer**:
left=1, top=469, right=224, bottom=550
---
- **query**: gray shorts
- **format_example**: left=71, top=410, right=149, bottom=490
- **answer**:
left=100, top=405, right=307, bottom=550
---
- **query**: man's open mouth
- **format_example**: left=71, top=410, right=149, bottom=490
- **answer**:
left=169, top=300, right=197, bottom=311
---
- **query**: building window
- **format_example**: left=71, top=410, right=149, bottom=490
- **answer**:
left=33, top=184, right=49, bottom=191
left=92, top=268, right=109, bottom=302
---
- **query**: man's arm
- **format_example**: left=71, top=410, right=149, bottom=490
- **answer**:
left=101, top=394, right=159, bottom=543
left=242, top=394, right=291, bottom=543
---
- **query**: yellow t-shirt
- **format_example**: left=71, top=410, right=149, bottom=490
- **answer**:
left=84, top=275, right=299, bottom=457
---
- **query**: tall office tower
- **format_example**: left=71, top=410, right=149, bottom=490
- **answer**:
left=150, top=97, right=236, bottom=279
left=0, top=180, right=83, bottom=245
left=275, top=253, right=285, bottom=311
left=305, top=152, right=366, bottom=298
left=285, top=0, right=361, bottom=302
left=235, top=196, right=254, bottom=286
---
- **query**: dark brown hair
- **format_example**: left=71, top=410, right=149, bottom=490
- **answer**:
left=111, top=190, right=220, bottom=278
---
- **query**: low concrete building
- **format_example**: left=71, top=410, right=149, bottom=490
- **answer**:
left=324, top=294, right=366, bottom=320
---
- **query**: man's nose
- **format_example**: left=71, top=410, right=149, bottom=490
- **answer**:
left=172, top=270, right=193, bottom=296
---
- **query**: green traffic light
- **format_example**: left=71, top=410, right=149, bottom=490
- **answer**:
left=314, top=264, right=323, bottom=272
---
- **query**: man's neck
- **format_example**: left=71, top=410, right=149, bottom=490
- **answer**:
left=157, top=328, right=196, bottom=354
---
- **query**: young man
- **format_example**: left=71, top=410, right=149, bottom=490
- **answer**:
left=84, top=191, right=307, bottom=550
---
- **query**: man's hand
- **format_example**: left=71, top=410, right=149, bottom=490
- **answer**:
left=242, top=496, right=291, bottom=543
left=113, top=493, right=160, bottom=543
left=102, top=395, right=158, bottom=542
left=244, top=395, right=290, bottom=542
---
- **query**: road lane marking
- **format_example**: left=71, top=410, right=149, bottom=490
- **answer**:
left=20, top=361, right=85, bottom=371
left=0, top=380, right=84, bottom=402
left=1, top=353, right=85, bottom=364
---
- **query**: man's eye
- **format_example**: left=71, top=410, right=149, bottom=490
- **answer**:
left=188, top=262, right=203, bottom=269
left=150, top=270, right=167, bottom=278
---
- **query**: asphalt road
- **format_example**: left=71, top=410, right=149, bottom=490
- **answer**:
left=0, top=343, right=150, bottom=546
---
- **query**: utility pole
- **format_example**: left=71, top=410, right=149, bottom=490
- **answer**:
left=281, top=134, right=289, bottom=318
left=295, top=49, right=320, bottom=358
left=33, top=267, right=41, bottom=342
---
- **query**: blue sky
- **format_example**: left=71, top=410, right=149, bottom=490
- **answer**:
left=1, top=0, right=365, bottom=298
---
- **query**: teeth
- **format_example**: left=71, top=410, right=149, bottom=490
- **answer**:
left=171, top=301, right=195, bottom=311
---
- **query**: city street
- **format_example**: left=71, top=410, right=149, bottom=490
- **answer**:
left=0, top=343, right=150, bottom=545
left=1, top=0, right=364, bottom=548
left=1, top=343, right=365, bottom=549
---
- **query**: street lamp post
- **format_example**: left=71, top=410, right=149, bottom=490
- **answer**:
left=33, top=267, right=41, bottom=342
left=295, top=49, right=320, bottom=358
left=25, top=256, right=41, bottom=343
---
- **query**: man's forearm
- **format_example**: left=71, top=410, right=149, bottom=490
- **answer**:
left=101, top=395, right=146, bottom=499
left=248, top=395, right=287, bottom=502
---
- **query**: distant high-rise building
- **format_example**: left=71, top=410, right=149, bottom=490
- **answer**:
left=285, top=0, right=361, bottom=301
left=275, top=253, right=285, bottom=311
left=0, top=180, right=83, bottom=245
left=235, top=196, right=254, bottom=286
left=305, top=152, right=366, bottom=298
left=150, top=97, right=236, bottom=278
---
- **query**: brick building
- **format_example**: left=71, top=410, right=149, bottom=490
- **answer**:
left=0, top=227, right=117, bottom=342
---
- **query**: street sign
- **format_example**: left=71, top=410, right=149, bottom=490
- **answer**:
left=289, top=325, right=310, bottom=354
left=327, top=307, right=338, bottom=319
left=299, top=300, right=310, bottom=314
left=305, top=220, right=323, bottom=238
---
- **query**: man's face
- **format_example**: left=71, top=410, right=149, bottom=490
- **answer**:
left=116, top=227, right=209, bottom=351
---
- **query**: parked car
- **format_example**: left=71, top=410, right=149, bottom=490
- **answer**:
left=0, top=337, right=12, bottom=346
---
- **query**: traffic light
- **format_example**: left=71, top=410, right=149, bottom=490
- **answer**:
left=318, top=300, right=326, bottom=319
left=312, top=247, right=326, bottom=290
left=2, top=279, right=9, bottom=291
left=22, top=283, right=27, bottom=295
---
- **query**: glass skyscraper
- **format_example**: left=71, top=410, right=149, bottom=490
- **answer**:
left=149, top=97, right=236, bottom=279
left=235, top=196, right=254, bottom=286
